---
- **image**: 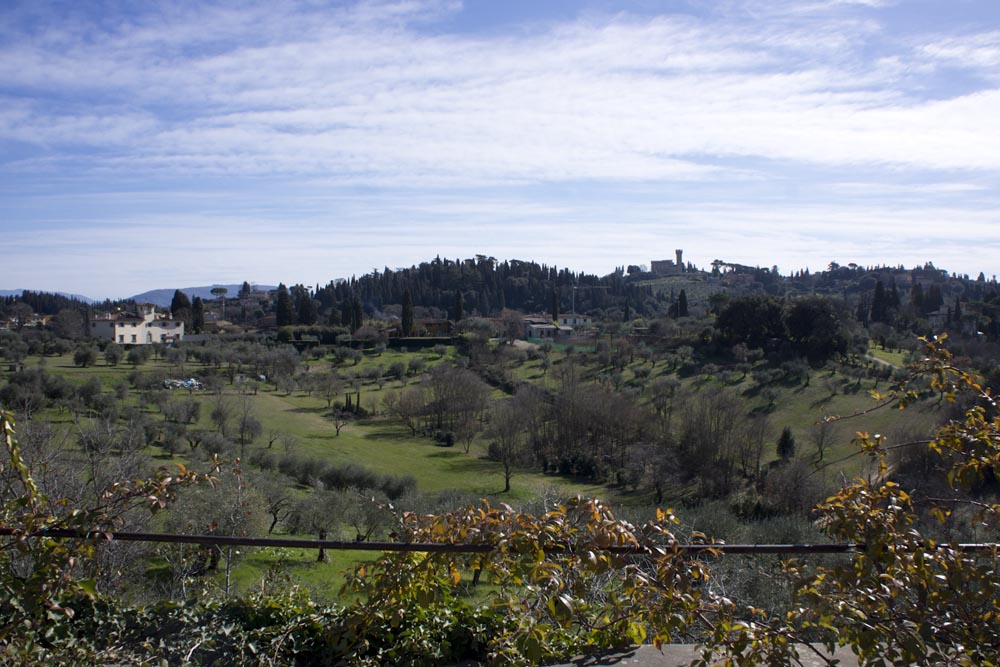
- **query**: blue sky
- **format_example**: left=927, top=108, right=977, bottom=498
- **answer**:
left=2, top=0, right=999, bottom=299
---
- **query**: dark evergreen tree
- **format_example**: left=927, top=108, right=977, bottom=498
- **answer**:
left=856, top=293, right=870, bottom=327
left=783, top=296, right=850, bottom=363
left=889, top=280, right=901, bottom=309
left=275, top=284, right=295, bottom=327
left=307, top=254, right=655, bottom=323
left=341, top=299, right=353, bottom=329
left=170, top=290, right=192, bottom=328
left=910, top=283, right=924, bottom=314
left=871, top=280, right=887, bottom=322
left=239, top=281, right=252, bottom=299
left=191, top=297, right=205, bottom=334
left=715, top=295, right=785, bottom=351
left=677, top=289, right=689, bottom=317
left=777, top=426, right=796, bottom=460
left=170, top=290, right=191, bottom=318
left=926, top=284, right=943, bottom=314
left=453, top=290, right=464, bottom=322
left=401, top=289, right=414, bottom=336
left=297, top=295, right=318, bottom=326
left=352, top=297, right=363, bottom=333
left=551, top=287, right=559, bottom=322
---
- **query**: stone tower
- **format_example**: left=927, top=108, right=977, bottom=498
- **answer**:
left=675, top=249, right=683, bottom=272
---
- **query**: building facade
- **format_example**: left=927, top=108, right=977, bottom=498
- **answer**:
left=91, top=305, right=184, bottom=345
left=651, top=249, right=685, bottom=276
left=557, top=314, right=593, bottom=327
left=523, top=316, right=574, bottom=339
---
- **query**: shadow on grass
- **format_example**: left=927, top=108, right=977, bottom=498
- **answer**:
left=810, top=394, right=836, bottom=408
left=364, top=428, right=420, bottom=440
left=441, top=457, right=499, bottom=474
left=290, top=406, right=328, bottom=415
left=304, top=433, right=338, bottom=441
left=427, top=450, right=463, bottom=459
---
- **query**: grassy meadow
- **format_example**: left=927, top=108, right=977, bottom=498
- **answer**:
left=3, top=336, right=943, bottom=598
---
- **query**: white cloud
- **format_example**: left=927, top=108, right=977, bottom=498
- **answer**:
left=919, top=31, right=1000, bottom=71
left=3, top=1, right=998, bottom=186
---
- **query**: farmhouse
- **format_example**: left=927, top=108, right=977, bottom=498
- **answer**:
left=523, top=315, right=574, bottom=339
left=90, top=304, right=184, bottom=345
left=557, top=313, right=592, bottom=327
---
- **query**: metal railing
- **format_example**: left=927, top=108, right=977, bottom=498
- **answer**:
left=2, top=527, right=997, bottom=556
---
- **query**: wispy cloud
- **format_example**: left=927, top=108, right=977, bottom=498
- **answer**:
left=3, top=0, right=998, bottom=184
left=918, top=30, right=1000, bottom=74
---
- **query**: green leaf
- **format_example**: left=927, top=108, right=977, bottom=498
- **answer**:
left=77, top=578, right=98, bottom=599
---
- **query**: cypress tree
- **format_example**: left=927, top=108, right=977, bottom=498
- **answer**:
left=454, top=290, right=464, bottom=321
left=889, top=280, right=901, bottom=309
left=341, top=299, right=353, bottom=329
left=191, top=297, right=205, bottom=333
left=910, top=283, right=924, bottom=313
left=275, top=284, right=295, bottom=327
left=402, top=289, right=414, bottom=336
left=170, top=289, right=191, bottom=318
left=871, top=281, right=886, bottom=322
left=170, top=289, right=193, bottom=328
left=927, top=284, right=943, bottom=313
left=551, top=287, right=559, bottom=323
left=352, top=297, right=363, bottom=333
left=298, top=295, right=318, bottom=326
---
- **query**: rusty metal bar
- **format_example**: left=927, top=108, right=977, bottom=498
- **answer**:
left=1, top=527, right=997, bottom=555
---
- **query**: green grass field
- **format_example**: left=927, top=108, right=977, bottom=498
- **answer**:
left=7, top=343, right=939, bottom=491
left=867, top=340, right=910, bottom=367
left=3, top=339, right=947, bottom=598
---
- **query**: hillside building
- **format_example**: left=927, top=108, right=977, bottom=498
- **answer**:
left=651, top=249, right=685, bottom=276
left=90, top=305, right=184, bottom=345
left=557, top=313, right=593, bottom=327
left=523, top=315, right=574, bottom=339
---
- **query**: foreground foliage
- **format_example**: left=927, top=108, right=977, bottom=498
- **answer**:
left=0, top=410, right=213, bottom=664
left=704, top=337, right=1000, bottom=666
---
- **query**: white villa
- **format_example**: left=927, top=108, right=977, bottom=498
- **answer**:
left=91, top=305, right=184, bottom=345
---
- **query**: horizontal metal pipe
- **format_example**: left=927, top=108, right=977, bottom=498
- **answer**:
left=1, top=527, right=997, bottom=555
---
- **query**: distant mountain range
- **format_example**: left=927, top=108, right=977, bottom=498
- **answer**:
left=0, top=289, right=96, bottom=303
left=127, top=285, right=277, bottom=307
left=1, top=285, right=277, bottom=307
